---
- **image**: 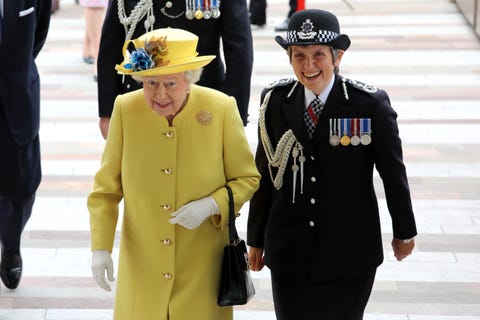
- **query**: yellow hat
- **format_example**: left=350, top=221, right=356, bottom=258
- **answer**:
left=115, top=28, right=216, bottom=76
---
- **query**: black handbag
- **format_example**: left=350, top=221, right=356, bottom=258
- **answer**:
left=217, top=186, right=255, bottom=306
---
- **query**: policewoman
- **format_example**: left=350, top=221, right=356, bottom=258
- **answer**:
left=247, top=9, right=417, bottom=320
left=88, top=28, right=260, bottom=320
left=97, top=0, right=253, bottom=140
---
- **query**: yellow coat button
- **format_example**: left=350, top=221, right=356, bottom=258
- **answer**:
left=163, top=273, right=173, bottom=279
left=165, top=131, right=174, bottom=138
left=162, top=239, right=171, bottom=246
left=162, top=204, right=171, bottom=211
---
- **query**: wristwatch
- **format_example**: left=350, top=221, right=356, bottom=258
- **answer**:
left=402, top=238, right=414, bottom=244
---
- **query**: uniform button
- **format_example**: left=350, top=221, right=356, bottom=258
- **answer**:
left=165, top=131, right=174, bottom=138
left=310, top=198, right=316, bottom=204
left=309, top=221, right=315, bottom=227
left=162, top=203, right=171, bottom=211
left=310, top=156, right=315, bottom=160
left=162, top=239, right=171, bottom=246
left=126, top=84, right=131, bottom=89
left=162, top=168, right=173, bottom=174
left=311, top=176, right=316, bottom=182
left=163, top=273, right=173, bottom=279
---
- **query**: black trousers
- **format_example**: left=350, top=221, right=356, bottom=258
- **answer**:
left=271, top=269, right=376, bottom=320
left=0, top=193, right=35, bottom=254
left=249, top=0, right=300, bottom=24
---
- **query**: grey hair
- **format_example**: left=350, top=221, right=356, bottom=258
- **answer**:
left=132, top=68, right=203, bottom=84
left=329, top=47, right=340, bottom=74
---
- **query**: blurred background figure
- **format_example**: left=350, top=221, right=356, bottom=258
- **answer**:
left=51, top=0, right=60, bottom=14
left=79, top=0, right=108, bottom=81
left=0, top=0, right=51, bottom=291
left=249, top=0, right=305, bottom=31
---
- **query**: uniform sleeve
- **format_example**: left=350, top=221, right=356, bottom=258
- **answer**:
left=371, top=90, right=417, bottom=239
left=88, top=96, right=125, bottom=251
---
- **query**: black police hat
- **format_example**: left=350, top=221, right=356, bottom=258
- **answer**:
left=275, top=9, right=351, bottom=51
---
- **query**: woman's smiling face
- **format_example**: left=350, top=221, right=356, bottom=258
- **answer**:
left=142, top=73, right=190, bottom=121
left=290, top=44, right=343, bottom=95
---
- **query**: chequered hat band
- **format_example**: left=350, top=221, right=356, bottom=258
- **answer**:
left=286, top=29, right=339, bottom=44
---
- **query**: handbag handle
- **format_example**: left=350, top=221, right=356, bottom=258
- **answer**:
left=225, top=185, right=240, bottom=243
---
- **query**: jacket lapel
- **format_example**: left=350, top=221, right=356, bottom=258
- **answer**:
left=281, top=83, right=315, bottom=154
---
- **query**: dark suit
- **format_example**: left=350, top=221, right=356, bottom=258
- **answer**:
left=98, top=0, right=253, bottom=125
left=0, top=0, right=50, bottom=252
left=247, top=75, right=417, bottom=318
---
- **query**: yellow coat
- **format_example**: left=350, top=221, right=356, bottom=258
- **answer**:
left=88, top=85, right=260, bottom=320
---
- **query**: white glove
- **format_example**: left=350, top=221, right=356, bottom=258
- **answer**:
left=169, top=196, right=219, bottom=229
left=91, top=249, right=114, bottom=292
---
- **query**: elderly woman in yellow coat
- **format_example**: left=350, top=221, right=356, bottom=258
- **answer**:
left=87, top=28, right=260, bottom=320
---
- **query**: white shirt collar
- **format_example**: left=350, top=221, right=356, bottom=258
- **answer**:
left=304, top=75, right=335, bottom=109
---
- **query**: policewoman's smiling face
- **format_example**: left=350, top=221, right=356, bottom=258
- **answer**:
left=290, top=44, right=343, bottom=95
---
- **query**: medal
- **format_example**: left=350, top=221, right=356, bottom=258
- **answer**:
left=185, top=0, right=195, bottom=19
left=340, top=135, right=350, bottom=146
left=194, top=9, right=204, bottom=19
left=185, top=0, right=220, bottom=19
left=203, top=0, right=211, bottom=18
left=350, top=118, right=360, bottom=146
left=329, top=118, right=340, bottom=146
left=211, top=0, right=221, bottom=18
left=360, top=118, right=372, bottom=145
left=340, top=118, right=350, bottom=146
left=194, top=0, right=203, bottom=19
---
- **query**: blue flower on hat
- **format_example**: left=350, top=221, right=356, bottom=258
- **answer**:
left=124, top=48, right=154, bottom=71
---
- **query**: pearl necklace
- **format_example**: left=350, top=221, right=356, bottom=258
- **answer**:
left=117, top=0, right=155, bottom=41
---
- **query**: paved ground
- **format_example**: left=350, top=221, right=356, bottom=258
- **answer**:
left=1, top=0, right=480, bottom=319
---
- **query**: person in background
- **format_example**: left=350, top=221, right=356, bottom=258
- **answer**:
left=88, top=28, right=260, bottom=320
left=249, top=0, right=305, bottom=31
left=51, top=0, right=59, bottom=14
left=97, top=0, right=253, bottom=139
left=79, top=0, right=108, bottom=81
left=0, top=0, right=51, bottom=290
left=247, top=9, right=417, bottom=320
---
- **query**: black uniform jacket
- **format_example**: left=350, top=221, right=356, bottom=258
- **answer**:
left=247, top=75, right=417, bottom=283
left=97, top=0, right=253, bottom=125
left=0, top=0, right=50, bottom=199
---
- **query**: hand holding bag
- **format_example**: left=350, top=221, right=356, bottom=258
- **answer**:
left=217, top=185, right=255, bottom=306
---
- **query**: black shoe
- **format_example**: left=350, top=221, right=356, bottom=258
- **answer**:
left=0, top=248, right=23, bottom=290
left=274, top=19, right=289, bottom=32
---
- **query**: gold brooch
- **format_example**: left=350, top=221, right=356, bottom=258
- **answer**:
left=196, top=111, right=212, bottom=125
